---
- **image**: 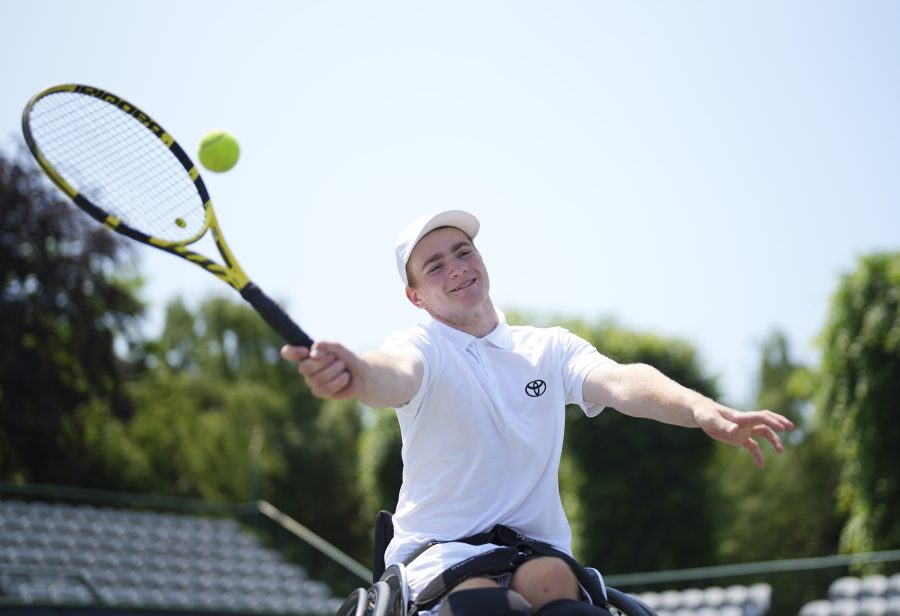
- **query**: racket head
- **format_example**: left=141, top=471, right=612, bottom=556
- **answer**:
left=21, top=84, right=212, bottom=248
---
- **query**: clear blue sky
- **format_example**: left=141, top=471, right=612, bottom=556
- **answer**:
left=3, top=1, right=898, bottom=405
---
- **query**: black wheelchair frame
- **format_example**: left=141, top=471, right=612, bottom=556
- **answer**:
left=334, top=512, right=657, bottom=616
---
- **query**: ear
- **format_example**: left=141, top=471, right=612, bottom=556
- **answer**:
left=405, top=286, right=425, bottom=309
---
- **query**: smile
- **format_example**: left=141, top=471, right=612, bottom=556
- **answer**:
left=450, top=279, right=476, bottom=293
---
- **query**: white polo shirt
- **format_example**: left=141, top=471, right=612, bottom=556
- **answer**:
left=379, top=310, right=614, bottom=591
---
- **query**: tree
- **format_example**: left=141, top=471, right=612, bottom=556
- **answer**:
left=72, top=371, right=289, bottom=501
left=556, top=317, right=720, bottom=573
left=137, top=295, right=371, bottom=558
left=816, top=252, right=900, bottom=553
left=712, top=330, right=843, bottom=565
left=358, top=409, right=403, bottom=533
left=0, top=152, right=143, bottom=485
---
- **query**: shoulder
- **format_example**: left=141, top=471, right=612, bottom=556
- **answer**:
left=381, top=322, right=431, bottom=348
left=379, top=322, right=445, bottom=368
left=507, top=324, right=582, bottom=348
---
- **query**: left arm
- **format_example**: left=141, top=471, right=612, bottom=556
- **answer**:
left=583, top=362, right=794, bottom=468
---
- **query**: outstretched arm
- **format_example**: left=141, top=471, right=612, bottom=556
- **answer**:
left=583, top=362, right=794, bottom=468
left=281, top=341, right=423, bottom=409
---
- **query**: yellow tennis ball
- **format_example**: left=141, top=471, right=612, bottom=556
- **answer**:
left=198, top=130, right=240, bottom=172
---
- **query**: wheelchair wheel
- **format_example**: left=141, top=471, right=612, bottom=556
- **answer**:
left=605, top=588, right=655, bottom=616
left=335, top=583, right=396, bottom=616
left=336, top=588, right=367, bottom=616
left=379, top=563, right=409, bottom=616
left=366, top=581, right=393, bottom=616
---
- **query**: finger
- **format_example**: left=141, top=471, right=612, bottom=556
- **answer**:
left=770, top=412, right=795, bottom=431
left=311, top=357, right=348, bottom=386
left=309, top=362, right=352, bottom=398
left=324, top=370, right=353, bottom=398
left=743, top=437, right=764, bottom=469
left=757, top=411, right=794, bottom=432
left=297, top=352, right=338, bottom=378
left=742, top=410, right=794, bottom=431
left=280, top=345, right=310, bottom=362
left=311, top=342, right=359, bottom=370
left=752, top=425, right=784, bottom=453
left=313, top=342, right=362, bottom=379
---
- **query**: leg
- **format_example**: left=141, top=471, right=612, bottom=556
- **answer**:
left=510, top=557, right=581, bottom=612
left=438, top=587, right=532, bottom=616
left=448, top=576, right=501, bottom=594
left=436, top=576, right=530, bottom=616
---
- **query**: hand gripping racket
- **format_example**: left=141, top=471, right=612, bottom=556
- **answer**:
left=22, top=84, right=313, bottom=347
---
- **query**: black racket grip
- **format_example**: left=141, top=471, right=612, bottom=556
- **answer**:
left=240, top=282, right=314, bottom=347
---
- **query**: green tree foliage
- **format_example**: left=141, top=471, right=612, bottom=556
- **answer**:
left=143, top=296, right=292, bottom=387
left=137, top=296, right=370, bottom=558
left=268, top=397, right=368, bottom=560
left=0, top=152, right=143, bottom=485
left=817, top=253, right=900, bottom=553
left=71, top=371, right=287, bottom=501
left=712, top=331, right=843, bottom=565
left=358, top=410, right=403, bottom=531
left=557, top=318, right=720, bottom=573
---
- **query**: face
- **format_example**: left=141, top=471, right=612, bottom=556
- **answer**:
left=405, top=226, right=492, bottom=327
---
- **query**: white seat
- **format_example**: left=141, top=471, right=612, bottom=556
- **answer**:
left=831, top=598, right=861, bottom=616
left=886, top=596, right=900, bottom=616
left=702, top=586, right=726, bottom=608
left=658, top=589, right=682, bottom=610
left=680, top=587, right=704, bottom=609
left=723, top=584, right=749, bottom=606
left=747, top=582, right=773, bottom=612
left=862, top=576, right=890, bottom=598
left=859, top=596, right=888, bottom=616
left=831, top=577, right=863, bottom=600
left=799, top=599, right=833, bottom=616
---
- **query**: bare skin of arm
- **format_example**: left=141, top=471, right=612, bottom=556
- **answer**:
left=280, top=342, right=422, bottom=409
left=583, top=362, right=794, bottom=468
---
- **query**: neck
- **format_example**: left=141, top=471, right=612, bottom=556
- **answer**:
left=431, top=299, right=499, bottom=338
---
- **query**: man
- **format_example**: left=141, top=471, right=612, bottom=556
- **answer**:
left=281, top=210, right=793, bottom=616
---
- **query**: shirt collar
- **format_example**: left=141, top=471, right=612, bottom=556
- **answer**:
left=484, top=309, right=513, bottom=349
left=429, top=308, right=513, bottom=351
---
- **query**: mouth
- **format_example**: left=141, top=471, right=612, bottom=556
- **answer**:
left=450, top=278, right=476, bottom=293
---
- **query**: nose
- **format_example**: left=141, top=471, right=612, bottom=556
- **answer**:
left=448, top=256, right=467, bottom=277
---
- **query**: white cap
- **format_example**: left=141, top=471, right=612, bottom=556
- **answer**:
left=394, top=210, right=480, bottom=285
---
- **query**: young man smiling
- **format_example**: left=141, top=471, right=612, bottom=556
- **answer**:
left=281, top=210, right=793, bottom=616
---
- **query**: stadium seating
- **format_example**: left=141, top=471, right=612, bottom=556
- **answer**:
left=7, top=496, right=898, bottom=616
left=630, top=582, right=772, bottom=616
left=0, top=498, right=343, bottom=614
left=798, top=573, right=900, bottom=616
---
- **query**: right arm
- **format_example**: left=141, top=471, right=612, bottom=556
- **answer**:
left=280, top=341, right=423, bottom=409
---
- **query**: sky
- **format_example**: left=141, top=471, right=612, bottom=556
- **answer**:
left=2, top=1, right=898, bottom=406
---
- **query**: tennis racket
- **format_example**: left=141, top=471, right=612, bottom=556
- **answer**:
left=21, top=83, right=313, bottom=347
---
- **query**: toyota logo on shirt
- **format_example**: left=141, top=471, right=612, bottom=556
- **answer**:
left=525, top=380, right=547, bottom=397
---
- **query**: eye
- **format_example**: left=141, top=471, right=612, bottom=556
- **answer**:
left=426, top=263, right=443, bottom=275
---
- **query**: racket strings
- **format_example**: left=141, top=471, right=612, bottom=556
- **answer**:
left=27, top=92, right=207, bottom=243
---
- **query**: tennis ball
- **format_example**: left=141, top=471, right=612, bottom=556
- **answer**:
left=198, top=130, right=240, bottom=172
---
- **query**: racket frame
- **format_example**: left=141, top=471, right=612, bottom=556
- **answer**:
left=22, top=83, right=312, bottom=347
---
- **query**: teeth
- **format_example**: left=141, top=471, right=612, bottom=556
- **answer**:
left=453, top=279, right=474, bottom=292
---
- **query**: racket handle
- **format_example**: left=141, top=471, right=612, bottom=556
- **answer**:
left=240, top=283, right=314, bottom=347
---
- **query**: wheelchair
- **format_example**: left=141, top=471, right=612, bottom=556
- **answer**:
left=335, top=512, right=657, bottom=616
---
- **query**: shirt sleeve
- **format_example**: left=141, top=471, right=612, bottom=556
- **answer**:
left=378, top=325, right=432, bottom=413
left=560, top=328, right=616, bottom=417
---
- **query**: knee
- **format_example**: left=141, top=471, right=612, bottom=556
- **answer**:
left=510, top=557, right=580, bottom=612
